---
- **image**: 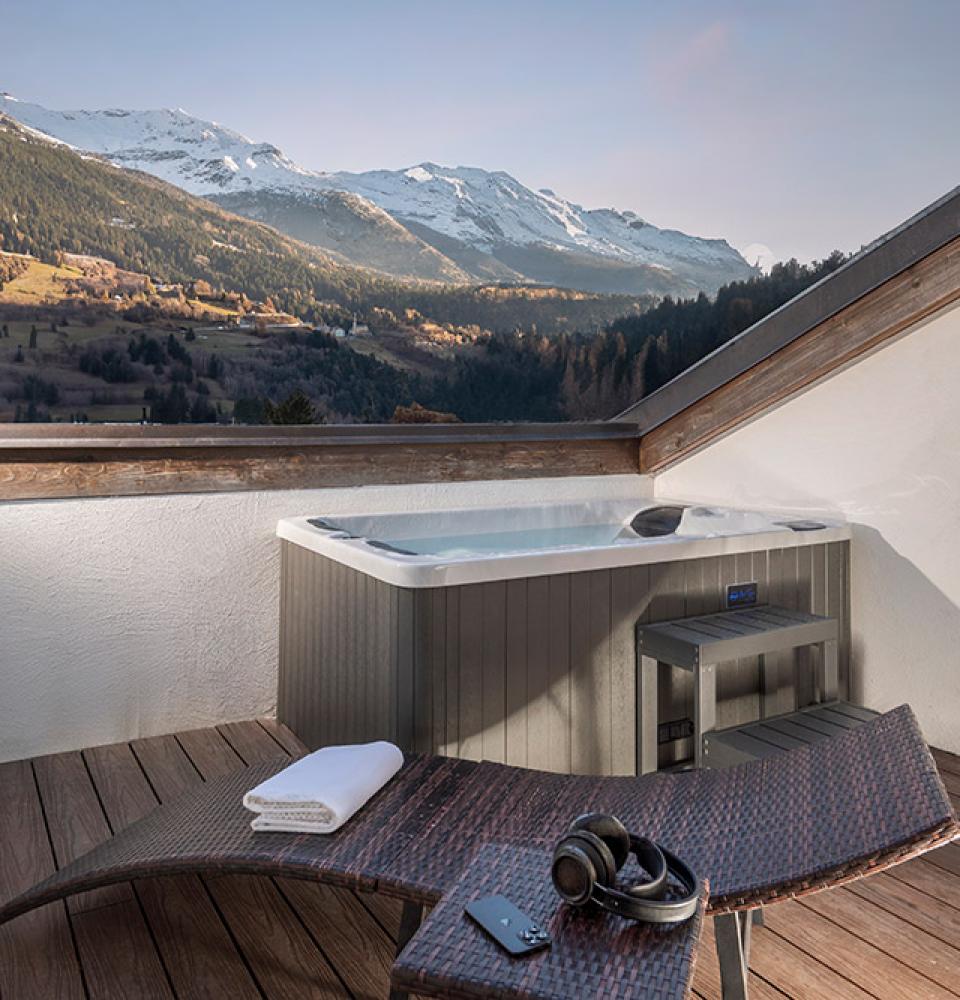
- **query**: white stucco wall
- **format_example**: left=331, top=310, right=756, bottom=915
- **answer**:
left=656, top=304, right=960, bottom=753
left=0, top=473, right=653, bottom=763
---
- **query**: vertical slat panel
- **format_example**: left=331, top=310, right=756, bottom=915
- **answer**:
left=430, top=588, right=448, bottom=755
left=319, top=552, right=332, bottom=747
left=412, top=590, right=433, bottom=754
left=590, top=570, right=613, bottom=775
left=569, top=572, right=592, bottom=774
left=610, top=566, right=641, bottom=775
left=752, top=548, right=771, bottom=717
left=764, top=548, right=790, bottom=716
left=712, top=554, right=740, bottom=733
left=809, top=544, right=829, bottom=704
left=481, top=582, right=507, bottom=763
left=397, top=588, right=415, bottom=751
left=526, top=576, right=552, bottom=771
left=647, top=561, right=685, bottom=769
left=505, top=579, right=529, bottom=767
left=794, top=544, right=815, bottom=708
left=458, top=584, right=483, bottom=761
left=827, top=541, right=850, bottom=699
left=444, top=588, right=460, bottom=757
left=548, top=574, right=572, bottom=773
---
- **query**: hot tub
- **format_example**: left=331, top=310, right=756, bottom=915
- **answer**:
left=276, top=499, right=850, bottom=773
left=276, top=500, right=848, bottom=588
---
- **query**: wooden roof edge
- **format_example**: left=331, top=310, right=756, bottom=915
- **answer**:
left=613, top=185, right=960, bottom=432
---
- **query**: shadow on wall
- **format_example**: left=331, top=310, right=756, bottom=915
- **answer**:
left=849, top=525, right=960, bottom=752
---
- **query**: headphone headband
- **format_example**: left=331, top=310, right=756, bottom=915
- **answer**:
left=551, top=816, right=700, bottom=924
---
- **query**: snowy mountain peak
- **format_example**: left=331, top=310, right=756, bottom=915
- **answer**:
left=0, top=92, right=757, bottom=296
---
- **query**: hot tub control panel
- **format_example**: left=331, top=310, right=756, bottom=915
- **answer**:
left=726, top=582, right=758, bottom=608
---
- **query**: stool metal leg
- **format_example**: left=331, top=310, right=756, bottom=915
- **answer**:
left=695, top=662, right=717, bottom=769
left=638, top=653, right=659, bottom=774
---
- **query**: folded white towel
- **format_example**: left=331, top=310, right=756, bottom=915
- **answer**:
left=243, top=740, right=404, bottom=834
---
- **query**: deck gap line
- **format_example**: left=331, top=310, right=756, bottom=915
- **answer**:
left=750, top=970, right=793, bottom=998
left=269, top=876, right=359, bottom=999
left=215, top=724, right=254, bottom=767
left=845, top=882, right=960, bottom=957
left=128, top=741, right=166, bottom=804
left=919, top=850, right=960, bottom=879
left=79, top=750, right=117, bottom=836
left=795, top=892, right=960, bottom=998
left=254, top=719, right=295, bottom=757
left=884, top=863, right=960, bottom=914
left=761, top=922, right=884, bottom=999
left=129, top=881, right=181, bottom=1000
left=353, top=890, right=399, bottom=944
left=29, top=760, right=92, bottom=1000
left=197, top=875, right=269, bottom=1000
left=170, top=733, right=207, bottom=783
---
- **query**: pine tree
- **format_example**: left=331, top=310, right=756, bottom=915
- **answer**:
left=264, top=389, right=315, bottom=425
left=28, top=325, right=37, bottom=349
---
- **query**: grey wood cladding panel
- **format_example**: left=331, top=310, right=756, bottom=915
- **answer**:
left=278, top=540, right=850, bottom=775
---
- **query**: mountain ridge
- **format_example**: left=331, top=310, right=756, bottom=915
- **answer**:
left=0, top=93, right=756, bottom=297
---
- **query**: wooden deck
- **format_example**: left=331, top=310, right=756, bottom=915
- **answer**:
left=0, top=720, right=957, bottom=999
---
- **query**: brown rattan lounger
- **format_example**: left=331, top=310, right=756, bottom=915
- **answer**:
left=0, top=705, right=955, bottom=999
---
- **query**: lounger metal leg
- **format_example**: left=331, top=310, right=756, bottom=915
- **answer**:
left=715, top=912, right=750, bottom=1000
left=821, top=639, right=839, bottom=702
left=388, top=901, right=424, bottom=1000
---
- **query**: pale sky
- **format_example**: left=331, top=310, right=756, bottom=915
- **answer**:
left=4, top=0, right=959, bottom=263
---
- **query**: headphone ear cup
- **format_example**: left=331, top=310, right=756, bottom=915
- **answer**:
left=562, top=830, right=616, bottom=887
left=569, top=813, right=631, bottom=871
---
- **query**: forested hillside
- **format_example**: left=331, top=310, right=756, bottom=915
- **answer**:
left=0, top=117, right=648, bottom=336
left=423, top=255, right=848, bottom=421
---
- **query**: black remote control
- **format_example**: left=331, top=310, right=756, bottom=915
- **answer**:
left=464, top=894, right=552, bottom=956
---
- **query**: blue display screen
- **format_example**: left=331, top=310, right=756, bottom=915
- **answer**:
left=727, top=582, right=758, bottom=608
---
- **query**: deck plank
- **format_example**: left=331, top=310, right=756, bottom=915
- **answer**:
left=71, top=900, right=174, bottom=1000
left=762, top=897, right=955, bottom=999
left=927, top=841, right=960, bottom=878
left=887, top=856, right=960, bottom=910
left=932, top=747, right=960, bottom=778
left=32, top=751, right=131, bottom=913
left=218, top=719, right=290, bottom=765
left=32, top=750, right=176, bottom=998
left=0, top=759, right=85, bottom=1000
left=128, top=732, right=264, bottom=998
left=747, top=923, right=874, bottom=999
left=206, top=875, right=348, bottom=999
left=275, top=879, right=396, bottom=999
left=256, top=717, right=308, bottom=756
left=801, top=884, right=960, bottom=994
left=176, top=726, right=245, bottom=778
left=845, top=871, right=960, bottom=951
left=179, top=720, right=360, bottom=999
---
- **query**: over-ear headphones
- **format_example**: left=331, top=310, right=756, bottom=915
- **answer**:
left=551, top=813, right=700, bottom=924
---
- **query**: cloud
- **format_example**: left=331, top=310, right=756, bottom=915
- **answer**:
left=650, top=21, right=731, bottom=96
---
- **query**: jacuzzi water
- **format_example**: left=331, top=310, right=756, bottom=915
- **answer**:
left=383, top=523, right=626, bottom=557
left=277, top=500, right=850, bottom=588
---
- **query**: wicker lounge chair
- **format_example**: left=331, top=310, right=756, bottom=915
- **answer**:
left=0, top=705, right=955, bottom=999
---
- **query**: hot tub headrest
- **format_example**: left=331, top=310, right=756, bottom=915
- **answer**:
left=629, top=506, right=687, bottom=538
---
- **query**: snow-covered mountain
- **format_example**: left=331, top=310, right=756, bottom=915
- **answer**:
left=0, top=93, right=756, bottom=295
